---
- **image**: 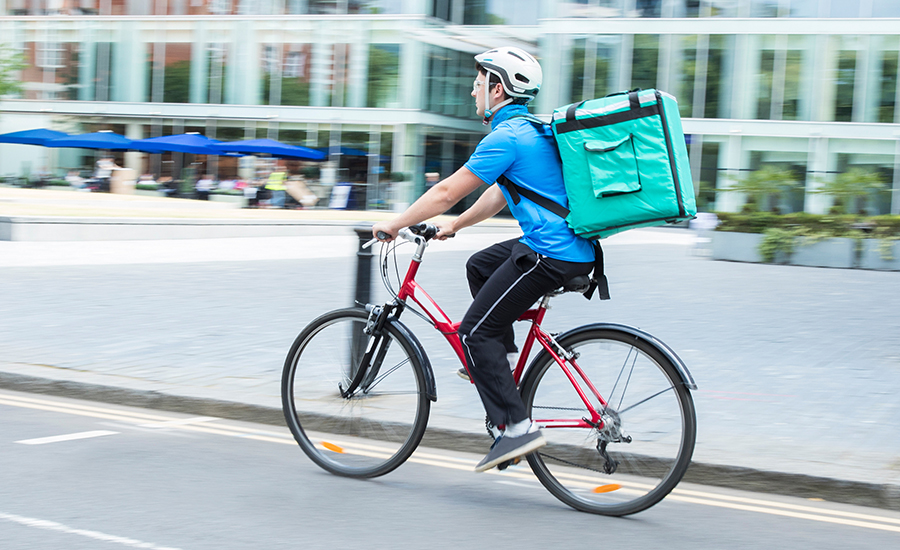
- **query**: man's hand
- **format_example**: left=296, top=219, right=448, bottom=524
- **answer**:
left=371, top=221, right=397, bottom=242
left=434, top=220, right=457, bottom=241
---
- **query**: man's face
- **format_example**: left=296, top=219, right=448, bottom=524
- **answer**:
left=472, top=72, right=501, bottom=118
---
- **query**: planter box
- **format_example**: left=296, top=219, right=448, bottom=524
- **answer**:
left=712, top=232, right=879, bottom=269
left=712, top=231, right=764, bottom=263
left=791, top=237, right=856, bottom=269
left=134, top=189, right=165, bottom=197
left=209, top=193, right=247, bottom=208
left=860, top=240, right=900, bottom=271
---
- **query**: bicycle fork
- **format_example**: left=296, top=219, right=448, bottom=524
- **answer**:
left=339, top=303, right=399, bottom=398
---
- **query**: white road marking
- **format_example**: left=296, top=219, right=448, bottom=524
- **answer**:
left=0, top=511, right=182, bottom=549
left=16, top=430, right=119, bottom=445
left=139, top=416, right=220, bottom=428
left=3, top=391, right=900, bottom=533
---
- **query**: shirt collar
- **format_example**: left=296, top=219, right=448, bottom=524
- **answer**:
left=490, top=104, right=530, bottom=131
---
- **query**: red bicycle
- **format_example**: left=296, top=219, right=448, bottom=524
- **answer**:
left=282, top=223, right=697, bottom=516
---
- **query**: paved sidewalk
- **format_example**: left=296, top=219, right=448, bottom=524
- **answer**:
left=1, top=190, right=899, bottom=509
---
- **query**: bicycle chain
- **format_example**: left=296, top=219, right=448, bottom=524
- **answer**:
left=537, top=450, right=611, bottom=476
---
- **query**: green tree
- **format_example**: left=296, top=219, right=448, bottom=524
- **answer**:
left=0, top=44, right=27, bottom=97
left=811, top=168, right=885, bottom=215
left=724, top=165, right=801, bottom=213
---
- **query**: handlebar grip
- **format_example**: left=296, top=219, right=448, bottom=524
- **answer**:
left=376, top=231, right=390, bottom=240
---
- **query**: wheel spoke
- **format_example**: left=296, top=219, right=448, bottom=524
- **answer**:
left=616, top=386, right=675, bottom=416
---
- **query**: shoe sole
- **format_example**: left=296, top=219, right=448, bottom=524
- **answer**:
left=474, top=434, right=546, bottom=473
left=456, top=369, right=471, bottom=382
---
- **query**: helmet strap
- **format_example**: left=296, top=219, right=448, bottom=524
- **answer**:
left=482, top=73, right=513, bottom=125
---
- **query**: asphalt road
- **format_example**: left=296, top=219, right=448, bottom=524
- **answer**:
left=1, top=388, right=899, bottom=550
left=1, top=233, right=898, bottom=489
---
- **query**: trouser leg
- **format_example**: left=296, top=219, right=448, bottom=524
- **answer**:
left=465, top=238, right=519, bottom=354
left=460, top=242, right=593, bottom=427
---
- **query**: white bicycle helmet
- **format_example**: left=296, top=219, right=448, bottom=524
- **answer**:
left=475, top=47, right=542, bottom=121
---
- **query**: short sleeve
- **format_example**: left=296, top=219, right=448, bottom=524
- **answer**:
left=463, top=125, right=517, bottom=186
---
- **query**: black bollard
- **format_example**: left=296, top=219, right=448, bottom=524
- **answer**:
left=353, top=223, right=375, bottom=307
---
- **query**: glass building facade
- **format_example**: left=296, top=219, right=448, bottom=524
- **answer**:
left=1, top=0, right=899, bottom=214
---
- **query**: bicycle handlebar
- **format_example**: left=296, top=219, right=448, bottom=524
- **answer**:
left=370, top=223, right=454, bottom=247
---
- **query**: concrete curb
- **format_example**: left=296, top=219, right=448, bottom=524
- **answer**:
left=2, top=371, right=897, bottom=512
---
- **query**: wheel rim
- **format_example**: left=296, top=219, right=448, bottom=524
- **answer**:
left=525, top=333, right=694, bottom=514
left=285, top=313, right=426, bottom=476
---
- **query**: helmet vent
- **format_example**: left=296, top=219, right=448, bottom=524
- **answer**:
left=508, top=51, right=526, bottom=61
left=515, top=73, right=530, bottom=84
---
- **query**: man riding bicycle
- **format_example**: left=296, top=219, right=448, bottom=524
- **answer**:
left=372, top=47, right=597, bottom=472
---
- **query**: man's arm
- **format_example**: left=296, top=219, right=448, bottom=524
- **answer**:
left=434, top=184, right=506, bottom=239
left=372, top=166, right=487, bottom=240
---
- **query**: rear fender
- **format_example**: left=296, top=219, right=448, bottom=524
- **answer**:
left=524, top=323, right=697, bottom=391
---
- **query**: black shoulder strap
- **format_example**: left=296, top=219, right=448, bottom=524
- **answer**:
left=496, top=175, right=570, bottom=219
left=585, top=242, right=611, bottom=301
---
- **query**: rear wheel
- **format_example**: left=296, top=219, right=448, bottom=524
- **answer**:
left=521, top=328, right=696, bottom=516
left=281, top=308, right=430, bottom=478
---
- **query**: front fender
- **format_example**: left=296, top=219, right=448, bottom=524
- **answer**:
left=527, top=323, right=697, bottom=391
left=388, top=316, right=438, bottom=401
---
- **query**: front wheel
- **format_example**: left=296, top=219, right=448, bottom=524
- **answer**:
left=521, top=328, right=696, bottom=516
left=281, top=308, right=431, bottom=478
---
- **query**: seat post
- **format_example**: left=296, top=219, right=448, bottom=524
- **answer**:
left=539, top=294, right=553, bottom=310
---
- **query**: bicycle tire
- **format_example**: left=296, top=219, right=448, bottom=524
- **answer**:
left=520, top=328, right=696, bottom=516
left=281, top=307, right=431, bottom=478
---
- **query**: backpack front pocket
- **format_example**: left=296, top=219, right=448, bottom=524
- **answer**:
left=584, top=134, right=641, bottom=198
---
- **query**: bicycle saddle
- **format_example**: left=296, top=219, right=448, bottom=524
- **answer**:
left=559, top=274, right=591, bottom=294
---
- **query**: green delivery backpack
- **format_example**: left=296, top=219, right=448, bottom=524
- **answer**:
left=551, top=89, right=697, bottom=239
left=501, top=89, right=697, bottom=241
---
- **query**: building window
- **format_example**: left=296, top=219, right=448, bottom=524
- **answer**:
left=834, top=50, right=856, bottom=122
left=367, top=44, right=400, bottom=108
left=781, top=49, right=804, bottom=120
left=879, top=51, right=898, bottom=123
left=284, top=51, right=306, bottom=79
left=463, top=0, right=541, bottom=25
left=634, top=0, right=661, bottom=17
left=749, top=0, right=780, bottom=17
left=873, top=0, right=900, bottom=17
left=37, top=42, right=64, bottom=69
left=631, top=35, right=659, bottom=91
left=830, top=0, right=861, bottom=18
left=755, top=49, right=775, bottom=120
left=208, top=0, right=232, bottom=14
left=569, top=37, right=616, bottom=104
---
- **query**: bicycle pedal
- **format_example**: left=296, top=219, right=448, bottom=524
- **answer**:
left=497, top=456, right=522, bottom=471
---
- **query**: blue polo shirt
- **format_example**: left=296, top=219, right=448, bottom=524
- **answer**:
left=464, top=104, right=595, bottom=263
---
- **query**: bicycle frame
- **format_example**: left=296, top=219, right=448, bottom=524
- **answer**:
left=390, top=239, right=607, bottom=431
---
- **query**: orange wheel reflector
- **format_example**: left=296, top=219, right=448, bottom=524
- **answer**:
left=321, top=442, right=344, bottom=453
left=593, top=484, right=621, bottom=493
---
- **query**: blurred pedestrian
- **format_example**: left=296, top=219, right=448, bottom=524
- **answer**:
left=93, top=157, right=117, bottom=192
left=195, top=174, right=214, bottom=200
left=266, top=161, right=288, bottom=208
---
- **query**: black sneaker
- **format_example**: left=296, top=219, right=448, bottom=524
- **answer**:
left=474, top=430, right=546, bottom=472
left=457, top=367, right=472, bottom=381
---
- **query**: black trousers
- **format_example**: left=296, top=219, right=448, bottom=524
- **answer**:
left=459, top=238, right=594, bottom=427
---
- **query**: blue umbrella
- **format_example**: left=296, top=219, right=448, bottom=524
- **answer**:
left=131, top=133, right=223, bottom=155
left=0, top=128, right=70, bottom=146
left=214, top=138, right=326, bottom=161
left=44, top=131, right=135, bottom=151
